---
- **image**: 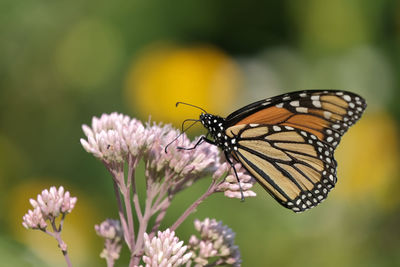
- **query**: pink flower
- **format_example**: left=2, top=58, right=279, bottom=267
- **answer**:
left=27, top=186, right=77, bottom=220
left=80, top=112, right=146, bottom=163
left=95, top=219, right=123, bottom=241
left=95, top=219, right=123, bottom=261
left=142, top=229, right=192, bottom=267
left=214, top=162, right=257, bottom=199
left=189, top=218, right=241, bottom=267
left=144, top=122, right=221, bottom=190
left=22, top=207, right=47, bottom=229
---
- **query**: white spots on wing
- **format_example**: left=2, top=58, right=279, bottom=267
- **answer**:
left=285, top=126, right=294, bottom=130
left=324, top=111, right=332, bottom=119
left=332, top=124, right=340, bottom=129
left=290, top=100, right=300, bottom=107
left=276, top=103, right=284, bottom=108
left=283, top=96, right=291, bottom=101
left=312, top=101, right=322, bottom=108
left=343, top=95, right=351, bottom=102
left=250, top=124, right=259, bottom=127
left=336, top=92, right=344, bottom=96
left=327, top=136, right=333, bottom=142
left=299, top=93, right=307, bottom=97
left=273, top=126, right=281, bottom=131
left=296, top=107, right=308, bottom=113
left=311, top=95, right=320, bottom=101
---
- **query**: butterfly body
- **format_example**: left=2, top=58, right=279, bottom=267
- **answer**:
left=200, top=114, right=238, bottom=153
left=198, top=90, right=367, bottom=212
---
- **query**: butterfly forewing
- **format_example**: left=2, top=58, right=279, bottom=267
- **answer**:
left=225, top=90, right=367, bottom=148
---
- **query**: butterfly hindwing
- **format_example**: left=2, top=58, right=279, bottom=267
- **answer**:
left=227, top=124, right=337, bottom=212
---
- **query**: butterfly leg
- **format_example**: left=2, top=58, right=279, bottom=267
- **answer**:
left=177, top=134, right=215, bottom=150
left=224, top=151, right=245, bottom=202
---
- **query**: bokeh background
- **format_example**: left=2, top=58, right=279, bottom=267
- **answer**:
left=1, top=0, right=400, bottom=266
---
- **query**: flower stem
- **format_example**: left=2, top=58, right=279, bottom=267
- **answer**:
left=49, top=219, right=73, bottom=267
left=149, top=197, right=171, bottom=237
left=118, top=164, right=136, bottom=250
left=112, top=179, right=131, bottom=250
left=170, top=181, right=216, bottom=232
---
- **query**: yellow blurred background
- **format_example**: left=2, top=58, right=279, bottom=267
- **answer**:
left=1, top=0, right=400, bottom=266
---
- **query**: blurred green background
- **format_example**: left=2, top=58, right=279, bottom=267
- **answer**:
left=1, top=0, right=400, bottom=266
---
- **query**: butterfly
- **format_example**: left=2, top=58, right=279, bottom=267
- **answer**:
left=173, top=90, right=366, bottom=212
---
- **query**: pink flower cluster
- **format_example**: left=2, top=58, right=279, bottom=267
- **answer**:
left=189, top=218, right=241, bottom=267
left=80, top=113, right=220, bottom=181
left=142, top=229, right=192, bottom=267
left=95, top=219, right=123, bottom=241
left=95, top=219, right=123, bottom=262
left=80, top=113, right=147, bottom=162
left=22, top=186, right=77, bottom=229
left=215, top=162, right=257, bottom=199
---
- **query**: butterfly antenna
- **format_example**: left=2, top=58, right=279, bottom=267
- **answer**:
left=176, top=102, right=208, bottom=114
left=164, top=119, right=200, bottom=153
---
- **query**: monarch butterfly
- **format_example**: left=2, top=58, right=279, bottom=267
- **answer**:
left=173, top=90, right=366, bottom=212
